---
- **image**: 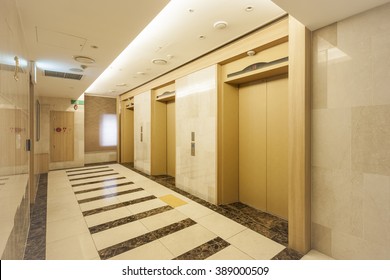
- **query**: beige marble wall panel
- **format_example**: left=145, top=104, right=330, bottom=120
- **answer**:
left=175, top=65, right=217, bottom=204
left=352, top=105, right=390, bottom=175
left=134, top=91, right=151, bottom=175
left=312, top=3, right=390, bottom=259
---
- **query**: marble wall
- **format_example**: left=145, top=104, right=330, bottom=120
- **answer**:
left=311, top=3, right=390, bottom=259
left=134, top=91, right=151, bottom=174
left=36, top=96, right=85, bottom=170
left=0, top=0, right=30, bottom=259
left=175, top=65, right=218, bottom=204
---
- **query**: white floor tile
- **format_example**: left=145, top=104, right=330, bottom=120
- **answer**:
left=140, top=209, right=188, bottom=231
left=227, top=229, right=285, bottom=260
left=46, top=232, right=99, bottom=260
left=109, top=240, right=174, bottom=260
left=92, top=220, right=149, bottom=250
left=84, top=207, right=133, bottom=227
left=126, top=198, right=167, bottom=214
left=206, top=245, right=254, bottom=260
left=196, top=212, right=246, bottom=239
left=159, top=224, right=217, bottom=257
left=176, top=202, right=214, bottom=220
left=46, top=216, right=90, bottom=243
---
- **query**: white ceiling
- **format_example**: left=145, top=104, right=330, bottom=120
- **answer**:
left=13, top=0, right=390, bottom=99
left=272, top=0, right=390, bottom=30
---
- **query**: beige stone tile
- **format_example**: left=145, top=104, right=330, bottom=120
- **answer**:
left=227, top=229, right=285, bottom=260
left=46, top=216, right=89, bottom=243
left=75, top=188, right=113, bottom=201
left=47, top=203, right=83, bottom=223
left=363, top=173, right=390, bottom=246
left=159, top=224, right=217, bottom=257
left=196, top=212, right=246, bottom=239
left=140, top=209, right=187, bottom=231
left=79, top=197, right=121, bottom=212
left=206, top=245, right=253, bottom=260
left=92, top=220, right=149, bottom=250
left=176, top=202, right=214, bottom=220
left=126, top=198, right=167, bottom=214
left=116, top=190, right=151, bottom=203
left=312, top=108, right=351, bottom=170
left=84, top=207, right=133, bottom=227
left=352, top=105, right=390, bottom=175
left=109, top=240, right=174, bottom=260
left=311, top=222, right=332, bottom=257
left=332, top=230, right=390, bottom=260
left=46, top=232, right=99, bottom=260
left=301, top=250, right=334, bottom=260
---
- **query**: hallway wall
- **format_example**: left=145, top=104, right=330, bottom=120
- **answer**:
left=311, top=3, right=390, bottom=259
left=36, top=96, right=84, bottom=170
left=0, top=0, right=30, bottom=259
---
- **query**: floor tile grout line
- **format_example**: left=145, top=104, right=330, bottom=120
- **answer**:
left=88, top=205, right=174, bottom=234
left=74, top=182, right=135, bottom=194
left=77, top=188, right=144, bottom=204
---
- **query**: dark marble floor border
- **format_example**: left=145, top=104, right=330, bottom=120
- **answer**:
left=120, top=163, right=302, bottom=260
left=174, top=237, right=230, bottom=260
left=66, top=166, right=110, bottom=173
left=82, top=195, right=156, bottom=216
left=69, top=172, right=119, bottom=181
left=24, top=174, right=48, bottom=260
left=72, top=177, right=126, bottom=187
left=67, top=169, right=115, bottom=177
left=74, top=182, right=134, bottom=194
left=99, top=218, right=196, bottom=260
left=89, top=205, right=173, bottom=234
left=77, top=187, right=143, bottom=204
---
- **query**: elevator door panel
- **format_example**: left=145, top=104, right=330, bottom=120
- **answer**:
left=266, top=76, right=288, bottom=219
left=239, top=81, right=267, bottom=211
left=50, top=111, right=74, bottom=162
left=166, top=101, right=176, bottom=177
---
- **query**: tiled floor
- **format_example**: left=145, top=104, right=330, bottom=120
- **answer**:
left=26, top=163, right=331, bottom=260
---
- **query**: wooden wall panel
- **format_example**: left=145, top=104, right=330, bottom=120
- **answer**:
left=288, top=16, right=312, bottom=254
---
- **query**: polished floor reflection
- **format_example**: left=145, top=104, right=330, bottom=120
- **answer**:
left=25, top=163, right=330, bottom=260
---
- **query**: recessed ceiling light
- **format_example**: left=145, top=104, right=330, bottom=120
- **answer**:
left=199, top=35, right=206, bottom=40
left=245, top=6, right=254, bottom=12
left=152, top=58, right=168, bottom=65
left=116, top=83, right=128, bottom=87
left=69, top=68, right=83, bottom=72
left=213, top=21, right=228, bottom=30
left=188, top=9, right=195, bottom=13
left=73, top=55, right=95, bottom=64
left=136, top=71, right=146, bottom=75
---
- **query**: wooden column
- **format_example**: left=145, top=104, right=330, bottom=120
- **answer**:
left=288, top=16, right=312, bottom=254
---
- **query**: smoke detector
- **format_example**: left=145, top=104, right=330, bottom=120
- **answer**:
left=213, top=21, right=228, bottom=30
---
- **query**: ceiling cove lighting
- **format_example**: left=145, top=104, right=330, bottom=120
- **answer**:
left=85, top=1, right=176, bottom=94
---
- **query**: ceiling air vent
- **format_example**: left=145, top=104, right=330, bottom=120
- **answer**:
left=44, top=70, right=83, bottom=80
